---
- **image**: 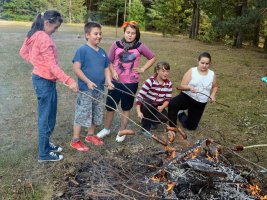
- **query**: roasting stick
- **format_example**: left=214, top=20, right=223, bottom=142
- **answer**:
left=176, top=87, right=230, bottom=108
left=213, top=141, right=267, bottom=172
left=63, top=83, right=173, bottom=145
left=232, top=144, right=267, bottom=151
left=103, top=83, right=188, bottom=140
left=103, top=84, right=171, bottom=127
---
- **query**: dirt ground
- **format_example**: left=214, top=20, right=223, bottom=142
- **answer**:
left=0, top=21, right=266, bottom=199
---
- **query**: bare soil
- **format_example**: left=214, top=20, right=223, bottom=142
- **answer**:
left=0, top=21, right=266, bottom=199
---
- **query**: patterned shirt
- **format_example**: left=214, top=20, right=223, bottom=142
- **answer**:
left=109, top=41, right=155, bottom=84
left=136, top=75, right=172, bottom=106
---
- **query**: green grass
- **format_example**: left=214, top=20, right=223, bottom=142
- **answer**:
left=0, top=21, right=266, bottom=199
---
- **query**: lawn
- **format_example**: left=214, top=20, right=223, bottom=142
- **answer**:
left=0, top=21, right=266, bottom=199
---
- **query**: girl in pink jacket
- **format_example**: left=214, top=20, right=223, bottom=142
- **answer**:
left=19, top=10, right=78, bottom=162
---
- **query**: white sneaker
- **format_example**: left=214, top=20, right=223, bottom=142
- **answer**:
left=97, top=128, right=110, bottom=138
left=116, top=131, right=126, bottom=142
left=178, top=110, right=184, bottom=115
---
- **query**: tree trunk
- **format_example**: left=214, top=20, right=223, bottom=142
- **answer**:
left=189, top=0, right=200, bottom=39
left=264, top=35, right=267, bottom=53
left=233, top=0, right=247, bottom=48
left=253, top=18, right=260, bottom=47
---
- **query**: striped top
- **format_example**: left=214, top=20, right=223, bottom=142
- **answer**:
left=136, top=75, right=172, bottom=106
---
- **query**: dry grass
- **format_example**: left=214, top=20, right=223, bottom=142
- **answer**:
left=0, top=21, right=266, bottom=199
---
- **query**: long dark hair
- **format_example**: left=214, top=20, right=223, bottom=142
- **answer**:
left=27, top=10, right=63, bottom=38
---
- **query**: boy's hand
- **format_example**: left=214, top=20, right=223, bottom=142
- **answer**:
left=87, top=81, right=97, bottom=90
left=68, top=81, right=79, bottom=92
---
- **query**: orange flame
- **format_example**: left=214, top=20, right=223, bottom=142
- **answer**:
left=166, top=182, right=176, bottom=192
left=247, top=184, right=267, bottom=199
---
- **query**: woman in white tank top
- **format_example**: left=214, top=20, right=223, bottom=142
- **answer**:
left=168, top=52, right=218, bottom=130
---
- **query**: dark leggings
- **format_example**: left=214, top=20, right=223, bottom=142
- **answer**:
left=141, top=99, right=168, bottom=131
left=168, top=92, right=206, bottom=130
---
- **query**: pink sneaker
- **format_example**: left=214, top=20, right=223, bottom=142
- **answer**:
left=85, top=135, right=104, bottom=146
left=70, top=140, right=90, bottom=152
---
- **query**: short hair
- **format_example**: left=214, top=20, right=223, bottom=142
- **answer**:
left=198, top=52, right=211, bottom=62
left=84, top=21, right=102, bottom=34
left=154, top=61, right=170, bottom=73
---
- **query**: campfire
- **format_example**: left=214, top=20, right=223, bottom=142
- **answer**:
left=52, top=129, right=267, bottom=200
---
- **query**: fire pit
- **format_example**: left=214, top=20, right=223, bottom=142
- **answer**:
left=52, top=136, right=267, bottom=200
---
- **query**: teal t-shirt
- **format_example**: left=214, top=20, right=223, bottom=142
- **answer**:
left=73, top=44, right=110, bottom=91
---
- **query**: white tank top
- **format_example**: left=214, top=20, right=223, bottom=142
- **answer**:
left=183, top=67, right=214, bottom=103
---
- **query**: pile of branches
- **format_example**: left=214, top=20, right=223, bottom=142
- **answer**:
left=52, top=146, right=172, bottom=200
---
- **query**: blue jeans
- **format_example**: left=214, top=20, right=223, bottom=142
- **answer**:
left=32, top=74, right=57, bottom=160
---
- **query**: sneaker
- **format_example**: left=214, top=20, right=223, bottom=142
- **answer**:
left=49, top=142, right=63, bottom=152
left=96, top=128, right=110, bottom=138
left=178, top=111, right=186, bottom=123
left=115, top=131, right=126, bottom=142
left=38, top=152, right=63, bottom=163
left=177, top=110, right=184, bottom=115
left=70, top=140, right=90, bottom=152
left=85, top=135, right=104, bottom=146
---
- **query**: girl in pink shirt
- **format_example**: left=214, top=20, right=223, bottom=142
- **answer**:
left=97, top=21, right=156, bottom=142
left=19, top=10, right=78, bottom=162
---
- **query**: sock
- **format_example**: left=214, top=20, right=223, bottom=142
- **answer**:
left=71, top=137, right=80, bottom=143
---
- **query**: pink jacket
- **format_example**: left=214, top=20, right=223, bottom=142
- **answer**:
left=19, top=31, right=74, bottom=85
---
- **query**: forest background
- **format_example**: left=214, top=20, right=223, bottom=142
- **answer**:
left=1, top=0, right=267, bottom=50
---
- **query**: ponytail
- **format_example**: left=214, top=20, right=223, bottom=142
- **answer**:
left=27, top=10, right=63, bottom=38
left=27, top=14, right=44, bottom=37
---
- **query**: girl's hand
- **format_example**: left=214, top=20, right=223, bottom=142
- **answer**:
left=157, top=106, right=164, bottom=113
left=133, top=67, right=145, bottom=74
left=87, top=81, right=97, bottom=90
left=209, top=94, right=216, bottom=103
left=68, top=81, right=79, bottom=92
left=137, top=111, right=144, bottom=119
left=112, top=71, right=119, bottom=80
left=189, top=86, right=197, bottom=93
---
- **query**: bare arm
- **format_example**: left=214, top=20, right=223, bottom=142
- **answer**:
left=136, top=104, right=143, bottom=119
left=209, top=74, right=218, bottom=102
left=157, top=101, right=169, bottom=112
left=109, top=63, right=118, bottom=80
left=179, top=68, right=197, bottom=92
left=133, top=56, right=157, bottom=73
left=105, top=67, right=114, bottom=89
left=72, top=61, right=96, bottom=90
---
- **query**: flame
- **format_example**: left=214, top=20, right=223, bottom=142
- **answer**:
left=166, top=182, right=176, bottom=192
left=191, top=148, right=200, bottom=159
left=151, top=170, right=176, bottom=193
left=247, top=184, right=267, bottom=199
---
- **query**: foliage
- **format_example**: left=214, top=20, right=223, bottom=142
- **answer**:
left=0, top=0, right=87, bottom=23
left=98, top=0, right=125, bottom=25
left=147, top=0, right=185, bottom=36
left=1, top=0, right=267, bottom=49
left=128, top=0, right=145, bottom=29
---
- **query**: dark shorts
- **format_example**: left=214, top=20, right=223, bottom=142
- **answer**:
left=106, top=81, right=138, bottom=111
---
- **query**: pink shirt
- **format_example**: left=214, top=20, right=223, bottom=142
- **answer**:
left=109, top=41, right=155, bottom=83
left=19, top=31, right=74, bottom=85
